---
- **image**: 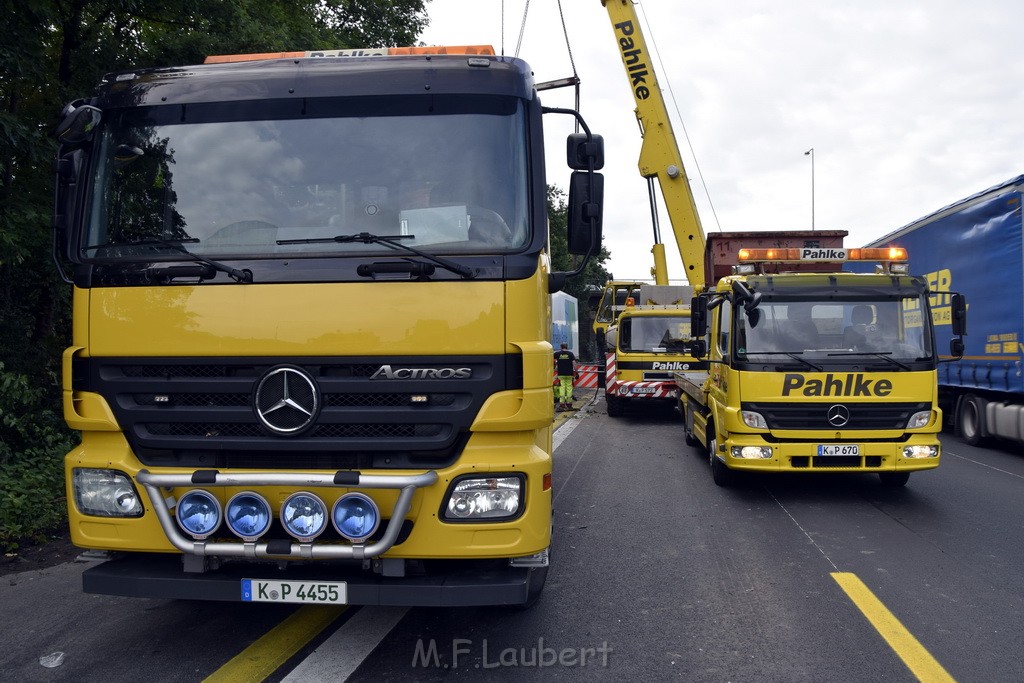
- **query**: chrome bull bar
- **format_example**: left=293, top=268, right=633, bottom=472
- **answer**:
left=136, top=469, right=438, bottom=561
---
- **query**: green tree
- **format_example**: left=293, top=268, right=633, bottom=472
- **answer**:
left=547, top=185, right=611, bottom=362
left=2, top=0, right=428, bottom=368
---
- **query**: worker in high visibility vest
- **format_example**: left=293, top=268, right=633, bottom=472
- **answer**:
left=553, top=343, right=577, bottom=412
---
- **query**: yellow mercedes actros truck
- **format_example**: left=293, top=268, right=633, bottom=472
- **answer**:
left=678, top=232, right=967, bottom=488
left=51, top=46, right=605, bottom=606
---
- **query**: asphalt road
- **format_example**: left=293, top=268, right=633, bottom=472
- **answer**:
left=3, top=397, right=1023, bottom=682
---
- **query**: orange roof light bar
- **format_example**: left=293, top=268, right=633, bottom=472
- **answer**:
left=848, top=247, right=908, bottom=261
left=737, top=246, right=908, bottom=263
left=204, top=46, right=495, bottom=64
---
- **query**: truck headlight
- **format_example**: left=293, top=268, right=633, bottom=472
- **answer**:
left=443, top=475, right=524, bottom=521
left=281, top=492, right=328, bottom=541
left=176, top=490, right=222, bottom=539
left=731, top=446, right=773, bottom=459
left=332, top=493, right=380, bottom=542
left=73, top=468, right=143, bottom=518
left=902, top=445, right=939, bottom=458
left=741, top=411, right=768, bottom=429
left=225, top=491, right=272, bottom=541
left=906, top=411, right=933, bottom=429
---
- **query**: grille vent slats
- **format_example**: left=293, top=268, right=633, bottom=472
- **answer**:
left=743, top=402, right=929, bottom=431
left=80, top=356, right=512, bottom=468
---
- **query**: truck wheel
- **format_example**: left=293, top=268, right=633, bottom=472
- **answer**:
left=958, top=394, right=988, bottom=447
left=606, top=394, right=623, bottom=417
left=878, top=472, right=910, bottom=487
left=709, top=436, right=734, bottom=487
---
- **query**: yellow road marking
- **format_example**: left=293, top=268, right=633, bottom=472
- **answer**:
left=203, top=605, right=347, bottom=683
left=831, top=572, right=955, bottom=682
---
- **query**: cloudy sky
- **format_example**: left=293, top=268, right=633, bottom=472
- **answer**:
left=420, top=0, right=1023, bottom=284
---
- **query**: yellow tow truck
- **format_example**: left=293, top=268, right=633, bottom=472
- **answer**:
left=603, top=285, right=705, bottom=416
left=679, top=233, right=967, bottom=487
left=599, top=1, right=967, bottom=486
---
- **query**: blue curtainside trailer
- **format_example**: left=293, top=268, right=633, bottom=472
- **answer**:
left=864, top=175, right=1024, bottom=447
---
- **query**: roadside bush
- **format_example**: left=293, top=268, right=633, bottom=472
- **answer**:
left=0, top=364, right=75, bottom=552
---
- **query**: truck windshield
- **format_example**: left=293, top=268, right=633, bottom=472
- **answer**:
left=81, top=99, right=529, bottom=260
left=736, top=299, right=932, bottom=362
left=596, top=284, right=642, bottom=324
left=619, top=315, right=692, bottom=353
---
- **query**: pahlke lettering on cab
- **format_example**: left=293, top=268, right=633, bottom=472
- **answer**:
left=652, top=361, right=690, bottom=371
left=612, top=21, right=651, bottom=100
left=782, top=373, right=892, bottom=397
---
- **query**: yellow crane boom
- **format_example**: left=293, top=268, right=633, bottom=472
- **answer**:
left=602, top=0, right=707, bottom=286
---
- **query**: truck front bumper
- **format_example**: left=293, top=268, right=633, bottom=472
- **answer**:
left=719, top=435, right=941, bottom=473
left=82, top=553, right=542, bottom=606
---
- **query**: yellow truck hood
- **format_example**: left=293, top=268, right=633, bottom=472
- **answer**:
left=740, top=370, right=936, bottom=402
left=84, top=281, right=507, bottom=356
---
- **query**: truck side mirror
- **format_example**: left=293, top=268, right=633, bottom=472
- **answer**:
left=731, top=280, right=761, bottom=311
left=950, top=292, right=967, bottom=336
left=54, top=101, right=101, bottom=149
left=690, top=296, right=708, bottom=338
left=566, top=133, right=604, bottom=170
left=566, top=171, right=604, bottom=255
left=690, top=338, right=707, bottom=359
left=949, top=338, right=964, bottom=359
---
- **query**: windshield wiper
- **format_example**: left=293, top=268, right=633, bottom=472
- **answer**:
left=83, top=237, right=253, bottom=283
left=827, top=351, right=912, bottom=370
left=742, top=351, right=823, bottom=371
left=277, top=232, right=475, bottom=279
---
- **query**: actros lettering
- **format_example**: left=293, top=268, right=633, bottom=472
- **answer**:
left=782, top=373, right=892, bottom=397
left=371, top=365, right=472, bottom=380
left=612, top=21, right=651, bottom=100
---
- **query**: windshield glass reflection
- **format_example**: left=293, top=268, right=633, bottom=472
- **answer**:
left=83, top=103, right=529, bottom=260
left=620, top=315, right=692, bottom=353
left=736, top=299, right=931, bottom=361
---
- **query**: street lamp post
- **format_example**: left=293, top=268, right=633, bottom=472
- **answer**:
left=804, top=147, right=815, bottom=230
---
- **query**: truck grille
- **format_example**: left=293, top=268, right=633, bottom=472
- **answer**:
left=742, top=402, right=929, bottom=431
left=75, top=355, right=518, bottom=469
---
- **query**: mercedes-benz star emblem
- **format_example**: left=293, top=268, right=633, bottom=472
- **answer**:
left=826, top=404, right=851, bottom=428
left=254, top=366, right=320, bottom=435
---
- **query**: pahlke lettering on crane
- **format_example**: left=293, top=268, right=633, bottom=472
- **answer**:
left=781, top=373, right=892, bottom=397
left=612, top=21, right=651, bottom=100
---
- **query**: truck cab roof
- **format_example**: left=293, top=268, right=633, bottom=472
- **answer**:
left=92, top=53, right=536, bottom=108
